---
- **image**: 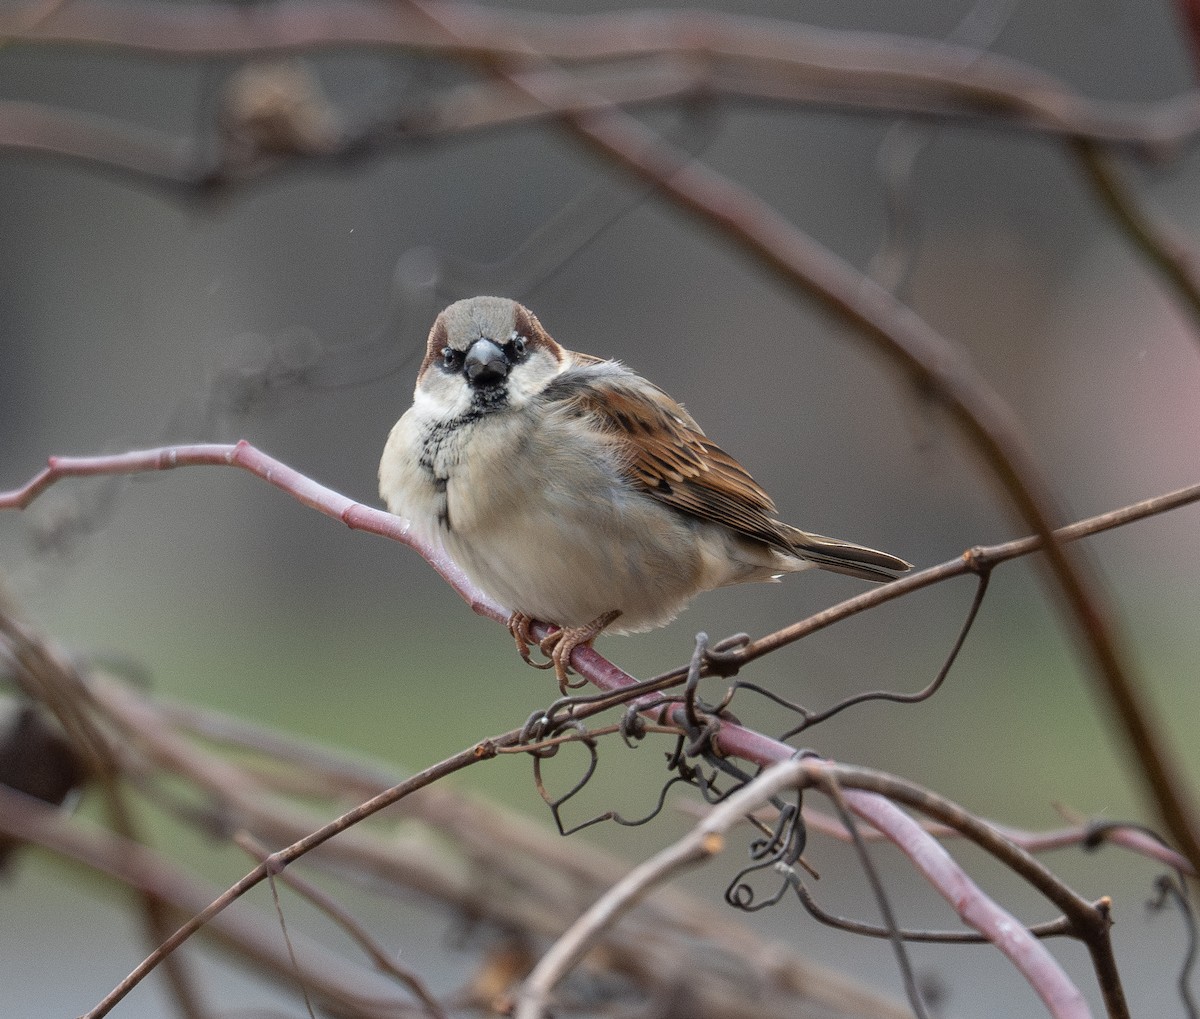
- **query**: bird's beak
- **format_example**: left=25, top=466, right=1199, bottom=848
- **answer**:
left=464, top=338, right=510, bottom=388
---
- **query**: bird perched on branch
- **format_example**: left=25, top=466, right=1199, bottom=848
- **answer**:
left=380, top=297, right=910, bottom=689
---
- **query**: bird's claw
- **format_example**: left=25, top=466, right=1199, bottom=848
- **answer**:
left=507, top=610, right=621, bottom=693
left=509, top=613, right=556, bottom=671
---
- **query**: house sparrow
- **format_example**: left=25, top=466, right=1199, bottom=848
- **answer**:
left=379, top=297, right=910, bottom=689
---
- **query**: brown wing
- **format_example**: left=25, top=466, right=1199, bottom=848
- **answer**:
left=542, top=360, right=792, bottom=549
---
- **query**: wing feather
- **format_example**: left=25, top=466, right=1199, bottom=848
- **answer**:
left=539, top=359, right=911, bottom=582
left=541, top=361, right=791, bottom=549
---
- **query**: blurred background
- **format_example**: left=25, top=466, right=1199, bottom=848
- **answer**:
left=3, top=0, right=1200, bottom=1015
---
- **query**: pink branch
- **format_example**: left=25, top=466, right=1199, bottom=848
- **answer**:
left=1, top=442, right=508, bottom=626
left=840, top=784, right=1089, bottom=1018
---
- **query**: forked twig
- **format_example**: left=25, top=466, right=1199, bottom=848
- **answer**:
left=234, top=832, right=448, bottom=1019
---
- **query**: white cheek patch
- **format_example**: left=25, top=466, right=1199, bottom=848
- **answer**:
left=415, top=371, right=473, bottom=418
left=506, top=350, right=566, bottom=406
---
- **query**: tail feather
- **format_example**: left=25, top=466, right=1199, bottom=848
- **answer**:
left=779, top=525, right=912, bottom=584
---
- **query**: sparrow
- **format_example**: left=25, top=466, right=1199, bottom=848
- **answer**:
left=379, top=296, right=911, bottom=690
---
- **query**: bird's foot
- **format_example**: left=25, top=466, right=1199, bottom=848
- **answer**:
left=509, top=612, right=556, bottom=671
left=510, top=610, right=621, bottom=693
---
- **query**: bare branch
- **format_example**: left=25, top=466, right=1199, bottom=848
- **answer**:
left=0, top=573, right=1148, bottom=1015
left=797, top=805, right=1196, bottom=876
left=834, top=778, right=1096, bottom=1019
left=233, top=832, right=448, bottom=1019
left=7, top=0, right=1200, bottom=152
left=1074, top=137, right=1200, bottom=337
left=0, top=442, right=506, bottom=628
left=0, top=786, right=434, bottom=1019
left=736, top=480, right=1200, bottom=665
left=822, top=764, right=1128, bottom=1018
left=80, top=729, right=516, bottom=1018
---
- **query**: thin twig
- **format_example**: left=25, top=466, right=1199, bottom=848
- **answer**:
left=1148, top=875, right=1199, bottom=1019
left=0, top=787, right=433, bottom=1019
left=792, top=880, right=1077, bottom=943
left=818, top=770, right=930, bottom=1019
left=798, top=805, right=1196, bottom=875
left=736, top=479, right=1200, bottom=665
left=777, top=570, right=990, bottom=739
left=234, top=832, right=448, bottom=1019
left=81, top=730, right=517, bottom=1019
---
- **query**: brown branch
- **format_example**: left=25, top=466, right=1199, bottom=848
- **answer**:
left=93, top=646, right=1107, bottom=1013
left=671, top=756, right=1129, bottom=1014
left=1074, top=137, right=1200, bottom=338
left=5, top=67, right=1198, bottom=199
left=4, top=0, right=1200, bottom=153
left=103, top=659, right=1121, bottom=1014
left=733, top=480, right=1200, bottom=664
left=0, top=613, right=209, bottom=1019
left=81, top=732, right=514, bottom=1018
left=0, top=575, right=1135, bottom=1015
left=0, top=67, right=705, bottom=195
left=233, top=832, right=448, bottom=1019
left=512, top=764, right=821, bottom=1018
left=798, top=805, right=1197, bottom=876
left=7, top=661, right=916, bottom=1019
left=0, top=787, right=436, bottom=1019
left=830, top=765, right=1128, bottom=1019
left=81, top=672, right=912, bottom=1019
left=174, top=690, right=1200, bottom=880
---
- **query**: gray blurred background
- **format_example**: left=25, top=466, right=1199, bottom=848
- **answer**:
left=3, top=0, right=1200, bottom=1015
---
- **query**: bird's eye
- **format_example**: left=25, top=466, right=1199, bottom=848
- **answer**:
left=441, top=347, right=463, bottom=371
left=507, top=335, right=527, bottom=360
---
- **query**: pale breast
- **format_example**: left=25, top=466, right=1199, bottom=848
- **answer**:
left=383, top=401, right=792, bottom=632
